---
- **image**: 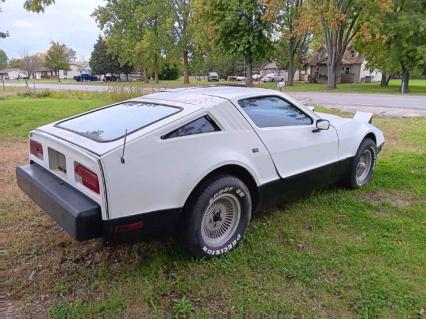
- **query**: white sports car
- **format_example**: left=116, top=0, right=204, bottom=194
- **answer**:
left=16, top=87, right=384, bottom=257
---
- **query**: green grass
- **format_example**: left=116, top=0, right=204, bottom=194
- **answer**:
left=1, top=91, right=425, bottom=317
left=5, top=77, right=426, bottom=94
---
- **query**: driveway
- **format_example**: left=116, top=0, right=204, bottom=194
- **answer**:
left=4, top=82, right=426, bottom=116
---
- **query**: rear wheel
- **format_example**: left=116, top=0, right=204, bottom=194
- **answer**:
left=344, top=138, right=377, bottom=189
left=180, top=174, right=252, bottom=257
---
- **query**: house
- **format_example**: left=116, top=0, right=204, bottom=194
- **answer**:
left=0, top=67, right=27, bottom=80
left=33, top=62, right=91, bottom=80
left=310, top=44, right=382, bottom=83
left=259, top=61, right=310, bottom=81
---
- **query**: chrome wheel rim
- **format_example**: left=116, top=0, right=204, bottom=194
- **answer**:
left=201, top=193, right=241, bottom=247
left=356, top=149, right=373, bottom=185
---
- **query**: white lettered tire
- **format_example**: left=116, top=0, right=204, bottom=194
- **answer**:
left=180, top=174, right=252, bottom=257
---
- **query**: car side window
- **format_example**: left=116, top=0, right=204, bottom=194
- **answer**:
left=238, top=96, right=312, bottom=128
left=162, top=115, right=221, bottom=139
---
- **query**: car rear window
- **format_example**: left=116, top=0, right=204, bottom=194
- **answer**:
left=56, top=101, right=181, bottom=142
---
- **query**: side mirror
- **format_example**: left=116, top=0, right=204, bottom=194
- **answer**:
left=313, top=119, right=330, bottom=132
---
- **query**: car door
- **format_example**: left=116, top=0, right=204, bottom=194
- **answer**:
left=237, top=95, right=339, bottom=178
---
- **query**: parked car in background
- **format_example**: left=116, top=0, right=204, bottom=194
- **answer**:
left=236, top=76, right=246, bottom=81
left=261, top=73, right=284, bottom=82
left=16, top=87, right=384, bottom=257
left=74, top=74, right=98, bottom=82
left=103, top=75, right=118, bottom=82
left=207, top=72, right=219, bottom=82
left=252, top=74, right=262, bottom=81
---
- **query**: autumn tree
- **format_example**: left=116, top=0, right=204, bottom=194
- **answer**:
left=0, top=49, right=7, bottom=69
left=19, top=51, right=42, bottom=79
left=265, top=0, right=312, bottom=86
left=44, top=41, right=76, bottom=82
left=310, top=0, right=393, bottom=89
left=200, top=0, right=273, bottom=86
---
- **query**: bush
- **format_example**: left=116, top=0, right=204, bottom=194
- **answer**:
left=159, top=61, right=180, bottom=80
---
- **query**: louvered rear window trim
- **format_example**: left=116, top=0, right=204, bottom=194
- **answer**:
left=161, top=115, right=221, bottom=140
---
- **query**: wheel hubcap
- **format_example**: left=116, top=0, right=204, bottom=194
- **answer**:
left=356, top=149, right=373, bottom=185
left=201, top=193, right=241, bottom=247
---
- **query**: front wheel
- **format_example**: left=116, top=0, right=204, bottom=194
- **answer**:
left=180, top=175, right=252, bottom=257
left=344, top=138, right=377, bottom=189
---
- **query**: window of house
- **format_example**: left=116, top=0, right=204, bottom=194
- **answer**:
left=63, top=71, right=68, bottom=76
left=238, top=96, right=312, bottom=128
left=162, top=115, right=221, bottom=139
left=350, top=50, right=356, bottom=58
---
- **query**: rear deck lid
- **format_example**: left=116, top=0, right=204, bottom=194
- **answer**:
left=36, top=98, right=202, bottom=156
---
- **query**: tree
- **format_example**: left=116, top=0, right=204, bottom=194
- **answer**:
left=200, top=0, right=273, bottom=86
left=171, top=0, right=193, bottom=84
left=94, top=0, right=173, bottom=84
left=0, top=0, right=9, bottom=38
left=19, top=51, right=42, bottom=78
left=265, top=0, right=312, bottom=86
left=89, top=36, right=120, bottom=77
left=0, top=49, right=7, bottom=69
left=356, top=0, right=426, bottom=93
left=310, top=0, right=393, bottom=88
left=23, top=0, right=55, bottom=13
left=44, top=41, right=76, bottom=82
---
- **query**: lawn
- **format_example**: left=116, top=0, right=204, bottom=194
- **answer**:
left=1, top=91, right=425, bottom=317
left=5, top=77, right=426, bottom=95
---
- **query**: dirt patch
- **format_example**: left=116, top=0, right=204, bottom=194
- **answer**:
left=0, top=141, right=28, bottom=202
left=359, top=191, right=420, bottom=207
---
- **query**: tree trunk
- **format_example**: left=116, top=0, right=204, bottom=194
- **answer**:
left=144, top=66, right=149, bottom=83
left=386, top=74, right=392, bottom=86
left=57, top=70, right=60, bottom=82
left=154, top=55, right=159, bottom=84
left=288, top=41, right=295, bottom=86
left=245, top=56, right=252, bottom=87
left=183, top=50, right=189, bottom=84
left=380, top=73, right=388, bottom=86
left=325, top=39, right=340, bottom=89
left=401, top=68, right=410, bottom=94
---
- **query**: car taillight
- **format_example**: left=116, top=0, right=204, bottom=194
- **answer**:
left=30, top=140, right=43, bottom=159
left=75, top=162, right=100, bottom=194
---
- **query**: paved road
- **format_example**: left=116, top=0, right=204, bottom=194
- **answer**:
left=4, top=82, right=426, bottom=112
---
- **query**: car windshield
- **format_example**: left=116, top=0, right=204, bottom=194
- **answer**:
left=56, top=101, right=181, bottom=142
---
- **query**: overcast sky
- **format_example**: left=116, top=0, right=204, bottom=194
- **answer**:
left=0, top=0, right=104, bottom=60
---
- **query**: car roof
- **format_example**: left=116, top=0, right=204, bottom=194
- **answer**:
left=139, top=86, right=275, bottom=108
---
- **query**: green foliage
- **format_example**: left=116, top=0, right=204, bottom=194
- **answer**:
left=0, top=49, right=7, bottom=69
left=159, top=60, right=180, bottom=80
left=94, top=0, right=174, bottom=82
left=23, top=0, right=55, bottom=13
left=201, top=0, right=273, bottom=84
left=172, top=297, right=194, bottom=317
left=44, top=41, right=76, bottom=77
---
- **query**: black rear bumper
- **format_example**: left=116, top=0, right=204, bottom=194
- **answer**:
left=16, top=163, right=102, bottom=241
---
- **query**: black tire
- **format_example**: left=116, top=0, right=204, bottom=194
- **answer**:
left=180, top=174, right=252, bottom=257
left=343, top=138, right=377, bottom=189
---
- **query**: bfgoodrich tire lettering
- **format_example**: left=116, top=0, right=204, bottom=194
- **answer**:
left=180, top=174, right=252, bottom=257
left=344, top=138, right=377, bottom=189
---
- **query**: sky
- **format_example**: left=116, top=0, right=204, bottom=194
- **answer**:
left=0, top=0, right=104, bottom=60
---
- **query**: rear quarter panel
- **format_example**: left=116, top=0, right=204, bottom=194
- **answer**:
left=101, top=100, right=278, bottom=220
